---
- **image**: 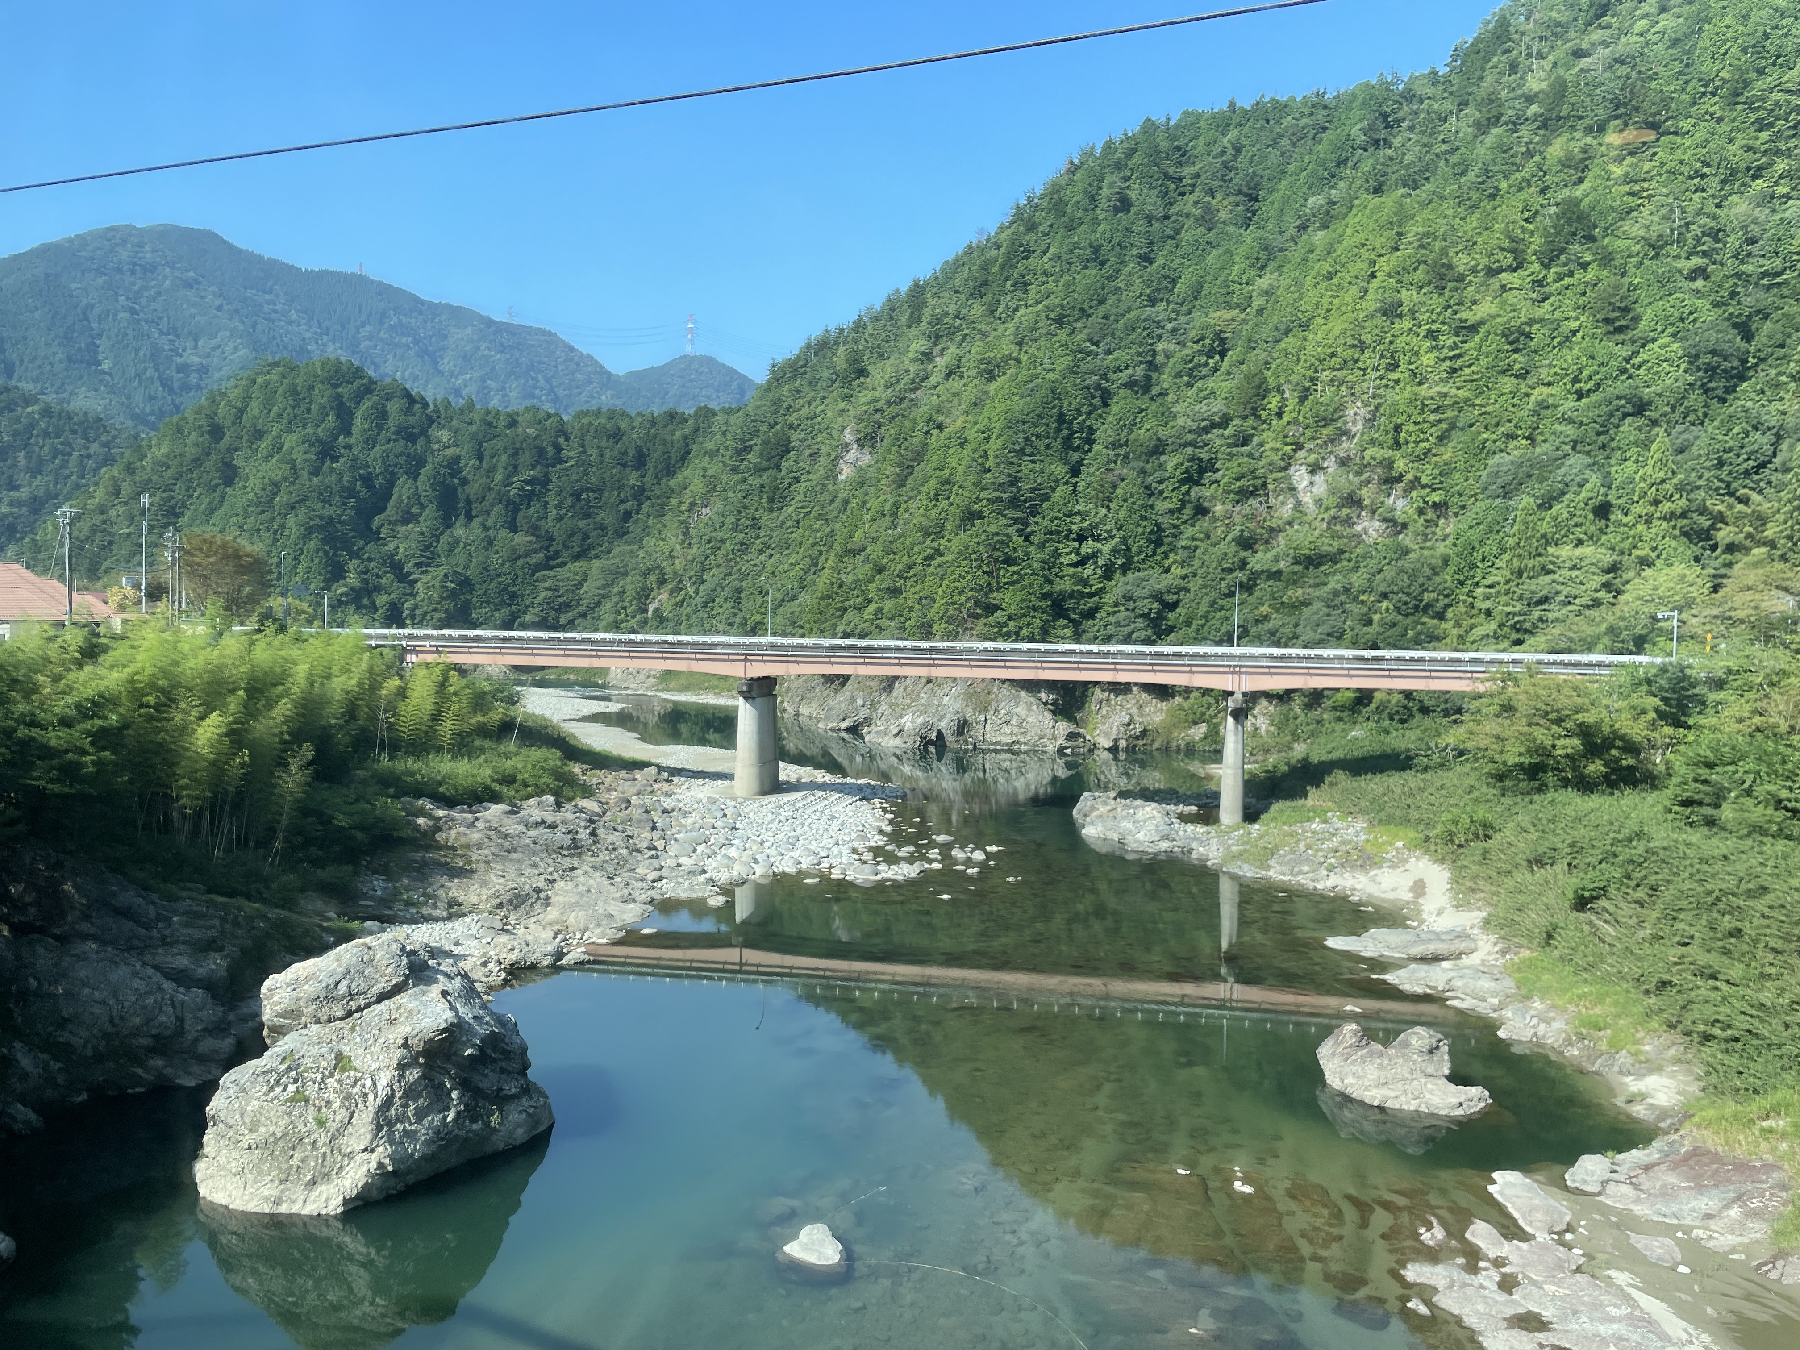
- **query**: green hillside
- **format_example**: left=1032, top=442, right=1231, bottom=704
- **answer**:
left=0, top=382, right=140, bottom=563
left=0, top=225, right=754, bottom=429
left=58, top=0, right=1800, bottom=651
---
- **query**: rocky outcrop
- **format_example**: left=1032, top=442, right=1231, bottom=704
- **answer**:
left=1315, top=1023, right=1491, bottom=1118
left=193, top=933, right=553, bottom=1215
left=779, top=674, right=1089, bottom=753
left=1564, top=1135, right=1792, bottom=1251
left=1085, top=684, right=1191, bottom=751
left=0, top=845, right=322, bottom=1135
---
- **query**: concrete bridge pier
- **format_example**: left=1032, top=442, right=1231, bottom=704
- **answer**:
left=735, top=677, right=779, bottom=798
left=1220, top=693, right=1248, bottom=826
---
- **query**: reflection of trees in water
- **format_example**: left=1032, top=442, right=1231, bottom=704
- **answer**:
left=777, top=721, right=1080, bottom=809
left=805, top=990, right=1467, bottom=1325
left=198, top=1133, right=548, bottom=1350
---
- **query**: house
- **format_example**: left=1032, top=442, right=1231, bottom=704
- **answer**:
left=0, top=562, right=121, bottom=639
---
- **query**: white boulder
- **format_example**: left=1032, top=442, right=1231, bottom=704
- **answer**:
left=193, top=934, right=553, bottom=1215
left=1316, top=1024, right=1491, bottom=1118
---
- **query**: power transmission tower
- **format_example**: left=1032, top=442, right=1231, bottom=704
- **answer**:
left=686, top=314, right=696, bottom=356
left=54, top=507, right=79, bottom=620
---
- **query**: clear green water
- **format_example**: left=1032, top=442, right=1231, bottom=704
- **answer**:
left=0, top=974, right=1649, bottom=1350
left=0, top=703, right=1661, bottom=1349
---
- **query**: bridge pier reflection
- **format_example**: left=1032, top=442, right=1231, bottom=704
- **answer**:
left=1218, top=872, right=1240, bottom=982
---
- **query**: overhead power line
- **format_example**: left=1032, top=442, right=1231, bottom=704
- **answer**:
left=1, top=1, right=1330, bottom=195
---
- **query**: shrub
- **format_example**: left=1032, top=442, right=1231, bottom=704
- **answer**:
left=1453, top=670, right=1662, bottom=791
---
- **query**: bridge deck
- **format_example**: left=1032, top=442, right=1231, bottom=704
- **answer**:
left=364, top=629, right=1651, bottom=693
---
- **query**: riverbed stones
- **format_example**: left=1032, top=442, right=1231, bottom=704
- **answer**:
left=779, top=1223, right=848, bottom=1279
left=1561, top=1136, right=1790, bottom=1249
left=1316, top=1024, right=1492, bottom=1118
left=1324, top=928, right=1480, bottom=961
left=1627, top=1232, right=1682, bottom=1267
left=193, top=933, right=553, bottom=1215
left=1487, top=1171, right=1571, bottom=1236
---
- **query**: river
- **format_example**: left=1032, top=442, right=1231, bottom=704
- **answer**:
left=0, top=691, right=1717, bottom=1349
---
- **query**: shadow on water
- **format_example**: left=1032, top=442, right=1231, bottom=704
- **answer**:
left=0, top=1086, right=208, bottom=1350
left=196, top=1134, right=547, bottom=1350
left=0, top=1086, right=545, bottom=1350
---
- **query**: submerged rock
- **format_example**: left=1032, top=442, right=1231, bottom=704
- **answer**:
left=0, top=1229, right=14, bottom=1267
left=1324, top=928, right=1480, bottom=961
left=194, top=934, right=553, bottom=1215
left=1315, top=1024, right=1492, bottom=1119
left=1486, top=1171, right=1571, bottom=1237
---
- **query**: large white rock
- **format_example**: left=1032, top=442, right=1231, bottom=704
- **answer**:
left=1316, top=1024, right=1491, bottom=1119
left=193, top=935, right=552, bottom=1215
left=780, top=1223, right=846, bottom=1271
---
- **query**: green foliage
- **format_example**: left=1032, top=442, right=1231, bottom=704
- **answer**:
left=0, top=226, right=752, bottom=429
left=0, top=382, right=140, bottom=561
left=1315, top=763, right=1800, bottom=1097
left=39, top=0, right=1800, bottom=649
left=1453, top=670, right=1665, bottom=789
left=0, top=623, right=577, bottom=902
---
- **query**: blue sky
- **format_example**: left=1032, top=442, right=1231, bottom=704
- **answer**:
left=1, top=1, right=1499, bottom=379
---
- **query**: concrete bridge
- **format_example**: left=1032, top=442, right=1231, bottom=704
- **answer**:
left=364, top=629, right=1652, bottom=822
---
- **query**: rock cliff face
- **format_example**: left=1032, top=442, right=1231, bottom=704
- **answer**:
left=778, top=675, right=1090, bottom=753
left=0, top=846, right=321, bottom=1135
left=193, top=932, right=553, bottom=1215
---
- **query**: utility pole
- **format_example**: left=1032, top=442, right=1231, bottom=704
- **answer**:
left=139, top=493, right=150, bottom=614
left=1233, top=580, right=1241, bottom=649
left=163, top=529, right=176, bottom=622
left=767, top=585, right=773, bottom=639
left=1658, top=610, right=1680, bottom=658
left=54, top=507, right=79, bottom=620
left=323, top=590, right=329, bottom=631
left=281, top=551, right=290, bottom=627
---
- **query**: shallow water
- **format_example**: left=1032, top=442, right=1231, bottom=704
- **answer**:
left=0, top=700, right=1674, bottom=1349
left=0, top=973, right=1651, bottom=1350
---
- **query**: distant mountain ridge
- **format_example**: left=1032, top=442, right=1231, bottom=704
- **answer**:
left=0, top=224, right=754, bottom=428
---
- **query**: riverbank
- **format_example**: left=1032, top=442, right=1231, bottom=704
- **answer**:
left=1072, top=787, right=1800, bottom=1331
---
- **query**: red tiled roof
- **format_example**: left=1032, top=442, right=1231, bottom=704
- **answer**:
left=0, top=562, right=120, bottom=623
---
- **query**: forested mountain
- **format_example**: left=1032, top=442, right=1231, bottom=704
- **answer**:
left=56, top=0, right=1800, bottom=651
left=0, top=225, right=754, bottom=428
left=0, top=382, right=140, bottom=563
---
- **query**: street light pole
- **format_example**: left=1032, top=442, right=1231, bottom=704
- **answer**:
left=139, top=493, right=149, bottom=614
left=1657, top=610, right=1680, bottom=658
left=1233, top=580, right=1241, bottom=649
